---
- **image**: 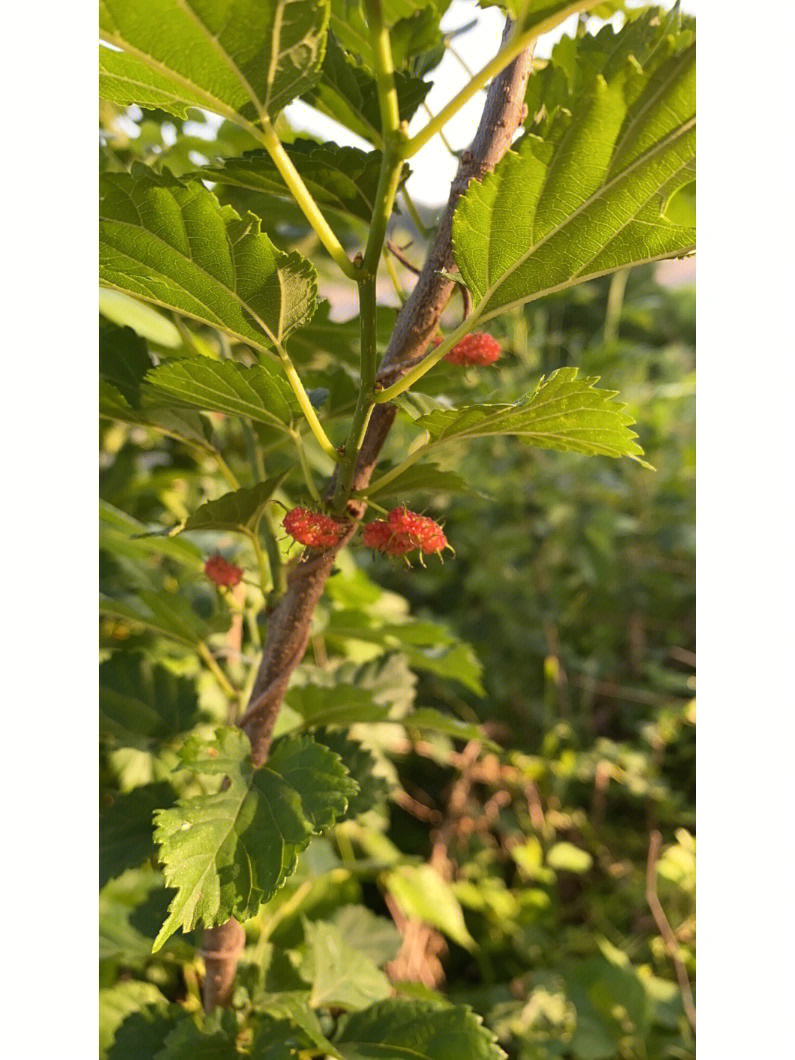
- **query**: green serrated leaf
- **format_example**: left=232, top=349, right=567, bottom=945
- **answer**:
left=414, top=368, right=650, bottom=464
left=300, top=919, right=392, bottom=1011
left=335, top=999, right=507, bottom=1060
left=383, top=864, right=476, bottom=951
left=153, top=729, right=358, bottom=949
left=329, top=1, right=444, bottom=72
left=181, top=476, right=288, bottom=536
left=145, top=359, right=298, bottom=432
left=453, top=16, right=695, bottom=320
left=100, top=167, right=317, bottom=354
left=100, top=782, right=175, bottom=888
left=100, top=0, right=330, bottom=123
left=204, top=141, right=402, bottom=224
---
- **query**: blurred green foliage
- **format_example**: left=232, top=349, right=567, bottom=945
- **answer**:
left=100, top=104, right=694, bottom=1060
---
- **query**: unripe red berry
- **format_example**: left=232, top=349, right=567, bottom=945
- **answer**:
left=388, top=507, right=448, bottom=554
left=362, top=519, right=415, bottom=557
left=204, top=553, right=243, bottom=588
left=362, top=508, right=449, bottom=559
left=283, top=507, right=349, bottom=549
left=444, top=332, right=501, bottom=366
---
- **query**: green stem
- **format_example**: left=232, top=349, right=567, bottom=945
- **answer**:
left=198, top=642, right=239, bottom=700
left=249, top=530, right=272, bottom=598
left=374, top=308, right=481, bottom=402
left=365, top=0, right=401, bottom=145
left=255, top=119, right=358, bottom=280
left=240, top=418, right=265, bottom=482
left=260, top=507, right=287, bottom=601
left=385, top=252, right=407, bottom=303
left=292, top=431, right=322, bottom=503
left=402, top=1, right=601, bottom=158
left=359, top=444, right=428, bottom=497
left=332, top=0, right=405, bottom=511
left=401, top=188, right=431, bottom=238
left=275, top=350, right=341, bottom=464
left=212, top=451, right=241, bottom=490
left=333, top=274, right=378, bottom=510
left=604, top=267, right=629, bottom=344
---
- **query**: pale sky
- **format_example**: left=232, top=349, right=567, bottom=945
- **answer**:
left=285, top=0, right=697, bottom=207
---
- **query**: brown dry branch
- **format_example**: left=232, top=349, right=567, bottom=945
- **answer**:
left=200, top=24, right=534, bottom=1011
left=646, top=830, right=697, bottom=1035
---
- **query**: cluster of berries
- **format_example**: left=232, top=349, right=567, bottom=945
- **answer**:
left=362, top=507, right=448, bottom=559
left=277, top=505, right=449, bottom=561
left=434, top=331, right=501, bottom=366
left=282, top=506, right=350, bottom=549
left=204, top=553, right=243, bottom=588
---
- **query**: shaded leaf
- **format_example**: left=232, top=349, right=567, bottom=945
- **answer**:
left=100, top=167, right=317, bottom=353
left=182, top=476, right=288, bottom=535
left=205, top=141, right=401, bottom=224
left=361, top=463, right=474, bottom=501
left=155, top=1014, right=239, bottom=1059
left=303, top=33, right=429, bottom=145
left=287, top=685, right=391, bottom=728
left=402, top=708, right=498, bottom=751
left=100, top=980, right=170, bottom=1059
left=312, top=729, right=392, bottom=818
left=100, top=783, right=175, bottom=888
left=99, top=323, right=154, bottom=405
left=153, top=729, right=358, bottom=948
left=100, top=590, right=230, bottom=646
left=100, top=652, right=202, bottom=749
left=100, top=381, right=214, bottom=451
left=253, top=992, right=340, bottom=1057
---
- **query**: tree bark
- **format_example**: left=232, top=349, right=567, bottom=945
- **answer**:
left=200, top=23, right=534, bottom=1011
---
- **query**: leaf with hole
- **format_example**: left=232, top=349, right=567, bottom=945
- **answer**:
left=152, top=729, right=358, bottom=949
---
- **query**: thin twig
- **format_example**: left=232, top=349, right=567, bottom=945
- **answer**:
left=386, top=240, right=422, bottom=275
left=646, top=831, right=697, bottom=1034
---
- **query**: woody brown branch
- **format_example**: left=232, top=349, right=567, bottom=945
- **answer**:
left=200, top=25, right=534, bottom=1011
